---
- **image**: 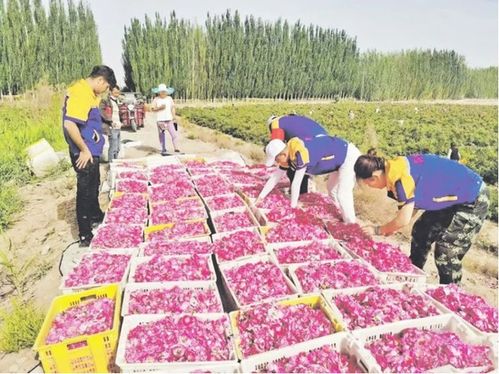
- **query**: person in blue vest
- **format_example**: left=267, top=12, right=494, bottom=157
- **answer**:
left=266, top=114, right=329, bottom=195
left=354, top=153, right=489, bottom=284
left=63, top=65, right=117, bottom=247
left=257, top=134, right=361, bottom=223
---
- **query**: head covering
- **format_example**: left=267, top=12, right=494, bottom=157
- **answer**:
left=266, top=115, right=277, bottom=127
left=157, top=84, right=175, bottom=95
left=151, top=87, right=159, bottom=94
left=264, top=139, right=286, bottom=167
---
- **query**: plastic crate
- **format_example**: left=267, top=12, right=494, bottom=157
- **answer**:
left=322, top=283, right=452, bottom=333
left=203, top=193, right=248, bottom=215
left=115, top=313, right=239, bottom=373
left=352, top=314, right=498, bottom=373
left=287, top=259, right=383, bottom=294
left=128, top=254, right=217, bottom=283
left=212, top=227, right=266, bottom=264
left=229, top=294, right=344, bottom=360
left=219, top=254, right=298, bottom=309
left=417, top=283, right=499, bottom=339
left=210, top=207, right=260, bottom=234
left=122, top=281, right=224, bottom=316
left=240, top=332, right=370, bottom=373
left=33, top=284, right=122, bottom=373
left=340, top=244, right=427, bottom=284
left=59, top=248, right=136, bottom=294
left=259, top=224, right=331, bottom=245
left=144, top=220, right=211, bottom=241
left=266, top=239, right=352, bottom=272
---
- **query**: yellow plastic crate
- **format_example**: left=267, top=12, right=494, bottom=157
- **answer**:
left=33, top=284, right=122, bottom=373
left=229, top=294, right=344, bottom=360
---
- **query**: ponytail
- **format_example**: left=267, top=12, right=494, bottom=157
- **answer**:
left=354, top=155, right=385, bottom=179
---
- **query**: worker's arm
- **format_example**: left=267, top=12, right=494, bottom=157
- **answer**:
left=289, top=167, right=306, bottom=208
left=256, top=168, right=287, bottom=204
left=378, top=202, right=415, bottom=236
left=63, top=120, right=93, bottom=169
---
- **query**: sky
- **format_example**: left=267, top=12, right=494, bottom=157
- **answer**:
left=50, top=0, right=499, bottom=85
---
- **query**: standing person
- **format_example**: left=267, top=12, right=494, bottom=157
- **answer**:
left=354, top=153, right=489, bottom=284
left=63, top=65, right=117, bottom=247
left=151, top=83, right=179, bottom=155
left=266, top=114, right=329, bottom=194
left=447, top=142, right=461, bottom=162
left=256, top=135, right=361, bottom=223
left=100, top=85, right=122, bottom=162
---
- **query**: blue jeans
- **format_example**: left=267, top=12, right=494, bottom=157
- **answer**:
left=108, top=129, right=121, bottom=161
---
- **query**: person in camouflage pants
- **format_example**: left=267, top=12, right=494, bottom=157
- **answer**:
left=354, top=153, right=489, bottom=284
left=410, top=185, right=489, bottom=284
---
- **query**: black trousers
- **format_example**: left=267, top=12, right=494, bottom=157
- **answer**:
left=286, top=168, right=309, bottom=195
left=69, top=151, right=103, bottom=239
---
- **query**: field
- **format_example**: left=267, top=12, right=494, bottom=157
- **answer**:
left=179, top=101, right=498, bottom=219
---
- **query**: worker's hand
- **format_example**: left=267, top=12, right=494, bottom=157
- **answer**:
left=362, top=225, right=377, bottom=236
left=254, top=198, right=261, bottom=207
left=76, top=149, right=93, bottom=169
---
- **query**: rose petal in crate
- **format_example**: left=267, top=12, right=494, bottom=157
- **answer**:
left=91, top=224, right=143, bottom=249
left=143, top=240, right=213, bottom=256
left=116, top=179, right=148, bottom=194
left=110, top=193, right=147, bottom=210
left=213, top=211, right=256, bottom=232
left=213, top=230, right=265, bottom=262
left=134, top=255, right=213, bottom=282
left=105, top=208, right=148, bottom=225
left=205, top=194, right=246, bottom=212
left=275, top=241, right=344, bottom=264
left=266, top=220, right=328, bottom=243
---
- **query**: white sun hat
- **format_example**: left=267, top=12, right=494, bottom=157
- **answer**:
left=264, top=139, right=286, bottom=167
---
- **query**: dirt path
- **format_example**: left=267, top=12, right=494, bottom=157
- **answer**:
left=0, top=112, right=496, bottom=372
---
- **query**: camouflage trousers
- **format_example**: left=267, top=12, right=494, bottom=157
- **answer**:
left=410, top=185, right=489, bottom=284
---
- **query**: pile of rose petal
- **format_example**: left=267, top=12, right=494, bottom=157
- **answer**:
left=273, top=241, right=344, bottom=265
left=128, top=285, right=223, bottom=314
left=237, top=302, right=334, bottom=357
left=65, top=252, right=131, bottom=287
left=147, top=221, right=209, bottom=241
left=91, top=224, right=143, bottom=249
left=213, top=230, right=265, bottom=262
left=294, top=260, right=379, bottom=293
left=212, top=210, right=256, bottom=232
left=223, top=260, right=295, bottom=305
left=261, top=344, right=363, bottom=373
left=143, top=240, right=213, bottom=256
left=426, top=284, right=498, bottom=333
left=124, top=315, right=234, bottom=363
left=367, top=328, right=493, bottom=372
left=266, top=219, right=329, bottom=243
left=332, top=286, right=439, bottom=329
left=133, top=255, right=214, bottom=282
left=46, top=298, right=114, bottom=344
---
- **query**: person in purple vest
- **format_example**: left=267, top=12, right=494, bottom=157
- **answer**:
left=257, top=134, right=361, bottom=223
left=354, top=153, right=489, bottom=284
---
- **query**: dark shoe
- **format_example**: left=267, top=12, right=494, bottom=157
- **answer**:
left=79, top=235, right=93, bottom=247
left=174, top=149, right=180, bottom=153
left=161, top=151, right=169, bottom=156
left=91, top=212, right=105, bottom=228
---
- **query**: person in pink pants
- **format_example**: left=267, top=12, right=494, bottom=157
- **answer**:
left=151, top=84, right=179, bottom=155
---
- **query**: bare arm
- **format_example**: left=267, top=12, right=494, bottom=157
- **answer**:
left=290, top=167, right=306, bottom=208
left=64, top=120, right=92, bottom=169
left=379, top=202, right=415, bottom=235
left=256, top=168, right=287, bottom=203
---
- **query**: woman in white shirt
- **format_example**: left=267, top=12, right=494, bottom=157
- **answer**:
left=151, top=83, right=179, bottom=155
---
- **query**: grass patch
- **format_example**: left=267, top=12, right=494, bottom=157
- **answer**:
left=0, top=184, right=22, bottom=230
left=0, top=297, right=44, bottom=353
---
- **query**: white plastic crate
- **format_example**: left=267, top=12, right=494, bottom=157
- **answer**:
left=287, top=259, right=384, bottom=294
left=121, top=281, right=224, bottom=316
left=115, top=313, right=239, bottom=373
left=266, top=239, right=352, bottom=272
left=260, top=224, right=331, bottom=245
left=341, top=244, right=427, bottom=284
left=149, top=196, right=208, bottom=224
left=218, top=254, right=298, bottom=309
left=352, top=314, right=498, bottom=373
left=240, top=332, right=370, bottom=373
left=210, top=207, right=260, bottom=234
left=144, top=220, right=211, bottom=241
left=128, top=254, right=217, bottom=283
left=138, top=237, right=213, bottom=257
left=212, top=227, right=266, bottom=264
left=323, top=283, right=453, bottom=333
left=59, top=248, right=137, bottom=294
left=417, top=284, right=499, bottom=339
left=146, top=154, right=183, bottom=168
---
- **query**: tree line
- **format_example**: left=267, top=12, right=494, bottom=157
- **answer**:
left=0, top=0, right=101, bottom=96
left=122, top=10, right=498, bottom=100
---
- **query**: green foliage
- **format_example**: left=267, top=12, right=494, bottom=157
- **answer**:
left=488, top=186, right=498, bottom=222
left=0, top=0, right=101, bottom=95
left=0, top=297, right=44, bottom=352
left=0, top=92, right=65, bottom=229
left=179, top=102, right=498, bottom=218
left=122, top=10, right=497, bottom=100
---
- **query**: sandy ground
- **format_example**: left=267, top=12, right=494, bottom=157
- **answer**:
left=0, top=112, right=497, bottom=372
